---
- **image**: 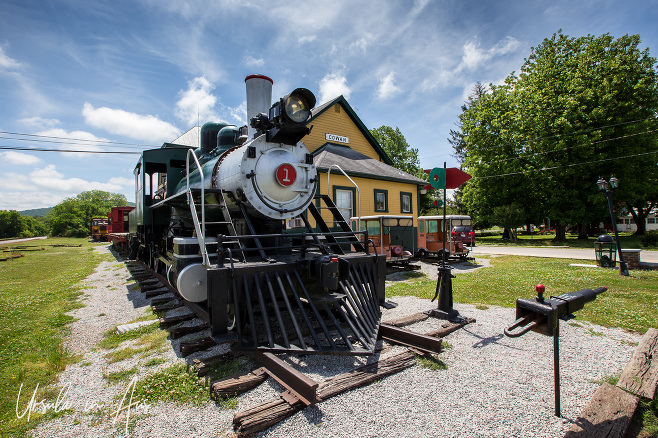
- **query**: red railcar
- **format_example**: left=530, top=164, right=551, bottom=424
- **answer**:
left=107, top=206, right=135, bottom=248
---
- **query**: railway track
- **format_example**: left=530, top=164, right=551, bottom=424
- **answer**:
left=120, top=253, right=475, bottom=436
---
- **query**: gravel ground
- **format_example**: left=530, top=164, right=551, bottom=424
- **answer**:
left=31, top=246, right=640, bottom=438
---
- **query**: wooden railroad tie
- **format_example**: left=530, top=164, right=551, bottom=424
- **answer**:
left=232, top=350, right=416, bottom=437
left=144, top=287, right=171, bottom=298
left=211, top=367, right=268, bottom=399
left=179, top=336, right=218, bottom=357
left=159, top=311, right=195, bottom=327
left=151, top=300, right=181, bottom=312
left=193, top=351, right=245, bottom=377
left=169, top=321, right=209, bottom=340
left=229, top=317, right=475, bottom=437
left=564, top=327, right=658, bottom=438
left=616, top=328, right=658, bottom=399
left=149, top=296, right=176, bottom=306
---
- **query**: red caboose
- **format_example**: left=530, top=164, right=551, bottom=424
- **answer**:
left=107, top=206, right=135, bottom=248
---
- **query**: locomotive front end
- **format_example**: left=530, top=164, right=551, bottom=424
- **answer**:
left=133, top=74, right=386, bottom=357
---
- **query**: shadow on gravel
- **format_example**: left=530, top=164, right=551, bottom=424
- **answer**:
left=109, top=247, right=152, bottom=311
left=462, top=328, right=524, bottom=351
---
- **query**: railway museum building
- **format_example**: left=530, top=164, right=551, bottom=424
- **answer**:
left=170, top=95, right=427, bottom=251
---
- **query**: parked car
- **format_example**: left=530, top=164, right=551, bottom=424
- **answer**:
left=451, top=225, right=475, bottom=246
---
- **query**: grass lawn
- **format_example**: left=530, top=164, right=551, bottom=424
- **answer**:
left=388, top=255, right=658, bottom=334
left=476, top=231, right=652, bottom=250
left=0, top=237, right=107, bottom=436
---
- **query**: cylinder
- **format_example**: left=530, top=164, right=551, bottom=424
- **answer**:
left=245, top=75, right=273, bottom=140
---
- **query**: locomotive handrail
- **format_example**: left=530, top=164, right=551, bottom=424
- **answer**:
left=186, top=149, right=210, bottom=266
left=327, top=164, right=361, bottom=231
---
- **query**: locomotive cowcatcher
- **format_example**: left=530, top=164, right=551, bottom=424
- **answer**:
left=128, top=75, right=386, bottom=356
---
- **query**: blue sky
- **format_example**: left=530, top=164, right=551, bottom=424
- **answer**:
left=1, top=0, right=657, bottom=210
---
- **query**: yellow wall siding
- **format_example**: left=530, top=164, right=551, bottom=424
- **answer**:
left=305, top=104, right=383, bottom=161
left=311, top=173, right=418, bottom=227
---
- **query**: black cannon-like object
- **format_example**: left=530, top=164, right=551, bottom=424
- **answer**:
left=504, top=285, right=607, bottom=417
left=505, top=285, right=607, bottom=338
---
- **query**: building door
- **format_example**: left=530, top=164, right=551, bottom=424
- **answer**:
left=335, top=189, right=353, bottom=223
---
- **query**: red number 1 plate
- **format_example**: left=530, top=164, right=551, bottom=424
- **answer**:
left=276, top=164, right=296, bottom=186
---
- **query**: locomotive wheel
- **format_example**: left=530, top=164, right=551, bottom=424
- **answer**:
left=226, top=303, right=247, bottom=331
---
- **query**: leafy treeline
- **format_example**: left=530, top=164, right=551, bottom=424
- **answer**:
left=49, top=191, right=128, bottom=237
left=0, top=190, right=128, bottom=239
left=451, top=32, right=658, bottom=239
left=0, top=211, right=48, bottom=239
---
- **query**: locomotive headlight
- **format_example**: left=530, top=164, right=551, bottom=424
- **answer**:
left=266, top=88, right=317, bottom=145
left=284, top=90, right=314, bottom=123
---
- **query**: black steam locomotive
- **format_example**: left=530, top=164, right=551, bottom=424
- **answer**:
left=128, top=75, right=386, bottom=355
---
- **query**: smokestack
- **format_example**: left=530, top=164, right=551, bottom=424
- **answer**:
left=245, top=74, right=273, bottom=139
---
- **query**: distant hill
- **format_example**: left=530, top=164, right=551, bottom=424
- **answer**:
left=17, top=202, right=135, bottom=217
left=18, top=207, right=52, bottom=217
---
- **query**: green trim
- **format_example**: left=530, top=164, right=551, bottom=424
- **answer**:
left=332, top=185, right=357, bottom=219
left=308, top=96, right=393, bottom=165
left=374, top=189, right=388, bottom=213
left=400, top=191, right=412, bottom=214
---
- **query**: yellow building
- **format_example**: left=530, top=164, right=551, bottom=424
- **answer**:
left=302, top=96, right=426, bottom=252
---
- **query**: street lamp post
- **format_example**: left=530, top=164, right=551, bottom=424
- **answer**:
left=597, top=177, right=629, bottom=276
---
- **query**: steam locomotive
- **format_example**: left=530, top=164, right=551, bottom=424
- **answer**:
left=128, top=75, right=386, bottom=355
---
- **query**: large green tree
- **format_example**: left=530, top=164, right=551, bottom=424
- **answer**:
left=455, top=32, right=658, bottom=239
left=47, top=190, right=128, bottom=237
left=370, top=126, right=425, bottom=178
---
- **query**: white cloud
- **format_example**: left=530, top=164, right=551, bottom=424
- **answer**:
left=225, top=101, right=247, bottom=125
left=175, top=77, right=220, bottom=127
left=83, top=103, right=180, bottom=143
left=349, top=37, right=371, bottom=54
left=298, top=35, right=317, bottom=45
left=377, top=72, right=402, bottom=100
left=0, top=46, right=22, bottom=70
left=35, top=128, right=106, bottom=156
left=0, top=191, right=65, bottom=211
left=244, top=56, right=264, bottom=67
left=0, top=172, right=31, bottom=191
left=459, top=36, right=521, bottom=71
left=0, top=163, right=137, bottom=210
left=319, top=72, right=351, bottom=103
left=17, top=117, right=61, bottom=130
left=108, top=176, right=133, bottom=187
left=30, top=164, right=128, bottom=192
left=0, top=151, right=42, bottom=165
left=490, top=36, right=521, bottom=56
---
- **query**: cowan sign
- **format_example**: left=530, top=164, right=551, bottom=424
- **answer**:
left=325, top=133, right=349, bottom=144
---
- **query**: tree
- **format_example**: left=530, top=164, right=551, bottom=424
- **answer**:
left=47, top=190, right=128, bottom=237
left=0, top=210, right=25, bottom=238
left=452, top=32, right=658, bottom=239
left=370, top=126, right=425, bottom=178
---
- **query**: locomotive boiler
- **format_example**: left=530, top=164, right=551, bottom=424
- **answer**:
left=128, top=75, right=386, bottom=355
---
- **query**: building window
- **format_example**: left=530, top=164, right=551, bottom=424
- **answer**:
left=400, top=192, right=412, bottom=213
left=648, top=218, right=656, bottom=224
left=374, top=189, right=388, bottom=212
left=334, top=187, right=355, bottom=223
